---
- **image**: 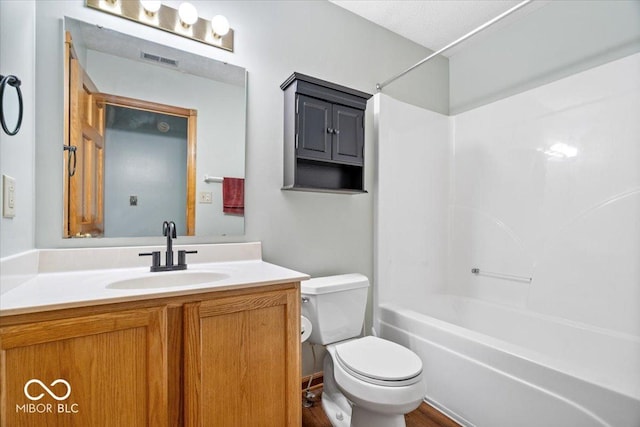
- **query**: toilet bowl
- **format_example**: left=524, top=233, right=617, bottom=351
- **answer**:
left=301, top=274, right=426, bottom=427
left=324, top=336, right=426, bottom=427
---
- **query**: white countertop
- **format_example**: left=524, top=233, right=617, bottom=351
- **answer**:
left=0, top=243, right=309, bottom=317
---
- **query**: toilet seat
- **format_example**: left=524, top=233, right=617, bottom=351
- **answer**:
left=335, top=336, right=423, bottom=387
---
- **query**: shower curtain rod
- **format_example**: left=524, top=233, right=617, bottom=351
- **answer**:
left=375, top=0, right=532, bottom=92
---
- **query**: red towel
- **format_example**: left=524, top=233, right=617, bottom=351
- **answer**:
left=222, top=177, right=244, bottom=215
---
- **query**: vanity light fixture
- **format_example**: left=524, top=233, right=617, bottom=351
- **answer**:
left=140, top=0, right=161, bottom=16
left=85, top=0, right=234, bottom=52
left=211, top=15, right=230, bottom=38
left=99, top=0, right=121, bottom=14
left=178, top=2, right=198, bottom=28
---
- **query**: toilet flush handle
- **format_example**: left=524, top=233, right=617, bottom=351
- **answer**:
left=301, top=296, right=310, bottom=304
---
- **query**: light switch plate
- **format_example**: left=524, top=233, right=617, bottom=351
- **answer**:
left=3, top=175, right=16, bottom=218
left=199, top=192, right=213, bottom=204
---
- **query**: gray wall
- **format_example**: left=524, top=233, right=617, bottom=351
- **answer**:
left=0, top=1, right=36, bottom=258
left=32, top=0, right=449, bottom=279
left=450, top=0, right=640, bottom=114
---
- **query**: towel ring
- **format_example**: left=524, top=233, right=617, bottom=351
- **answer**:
left=0, top=74, right=24, bottom=136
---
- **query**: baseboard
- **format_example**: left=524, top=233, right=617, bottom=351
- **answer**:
left=424, top=396, right=474, bottom=427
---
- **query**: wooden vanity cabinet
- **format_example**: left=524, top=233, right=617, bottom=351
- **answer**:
left=183, top=287, right=300, bottom=426
left=0, top=283, right=301, bottom=427
left=0, top=306, right=169, bottom=427
left=281, top=72, right=372, bottom=193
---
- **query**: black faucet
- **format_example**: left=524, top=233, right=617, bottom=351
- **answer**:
left=139, top=220, right=197, bottom=272
left=163, top=220, right=176, bottom=267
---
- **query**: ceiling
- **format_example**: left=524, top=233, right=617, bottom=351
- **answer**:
left=330, top=0, right=548, bottom=57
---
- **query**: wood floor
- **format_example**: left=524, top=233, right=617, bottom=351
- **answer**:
left=301, top=387, right=460, bottom=427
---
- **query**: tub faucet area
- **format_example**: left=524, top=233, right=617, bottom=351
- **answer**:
left=139, top=221, right=197, bottom=272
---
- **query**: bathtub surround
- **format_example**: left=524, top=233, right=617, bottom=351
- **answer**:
left=374, top=52, right=640, bottom=426
left=374, top=95, right=451, bottom=307
left=450, top=53, right=640, bottom=334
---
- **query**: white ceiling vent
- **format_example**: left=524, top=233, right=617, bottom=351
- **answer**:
left=140, top=51, right=179, bottom=67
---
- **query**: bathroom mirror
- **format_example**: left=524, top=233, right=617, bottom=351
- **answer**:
left=62, top=17, right=246, bottom=238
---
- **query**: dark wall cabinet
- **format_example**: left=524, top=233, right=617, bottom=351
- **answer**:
left=281, top=73, right=372, bottom=194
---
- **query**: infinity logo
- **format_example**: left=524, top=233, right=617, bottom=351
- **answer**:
left=24, top=379, right=72, bottom=401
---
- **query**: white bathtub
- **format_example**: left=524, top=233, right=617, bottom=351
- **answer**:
left=378, top=295, right=640, bottom=427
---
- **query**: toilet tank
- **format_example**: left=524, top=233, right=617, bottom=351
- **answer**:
left=301, top=273, right=369, bottom=345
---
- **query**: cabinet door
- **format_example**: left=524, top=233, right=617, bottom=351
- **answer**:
left=332, top=104, right=364, bottom=165
left=183, top=288, right=300, bottom=427
left=0, top=307, right=168, bottom=427
left=297, top=95, right=333, bottom=161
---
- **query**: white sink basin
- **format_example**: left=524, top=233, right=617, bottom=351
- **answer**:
left=106, top=271, right=229, bottom=289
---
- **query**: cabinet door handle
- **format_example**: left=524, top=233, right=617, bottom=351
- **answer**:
left=334, top=129, right=340, bottom=135
left=327, top=127, right=334, bottom=134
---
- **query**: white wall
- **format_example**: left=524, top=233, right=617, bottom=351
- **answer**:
left=374, top=94, right=451, bottom=314
left=451, top=53, right=640, bottom=335
left=0, top=1, right=36, bottom=258
left=450, top=0, right=640, bottom=114
left=376, top=53, right=640, bottom=337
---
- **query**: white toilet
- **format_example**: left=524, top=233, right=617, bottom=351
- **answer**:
left=301, top=274, right=426, bottom=427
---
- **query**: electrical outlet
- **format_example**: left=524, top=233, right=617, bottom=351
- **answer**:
left=3, top=175, right=16, bottom=218
left=199, top=192, right=213, bottom=204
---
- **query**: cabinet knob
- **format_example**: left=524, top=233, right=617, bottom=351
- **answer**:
left=327, top=127, right=333, bottom=134
left=334, top=129, right=340, bottom=135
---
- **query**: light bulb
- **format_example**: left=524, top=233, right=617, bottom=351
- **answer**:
left=211, top=15, right=230, bottom=38
left=140, top=0, right=161, bottom=15
left=178, top=2, right=198, bottom=27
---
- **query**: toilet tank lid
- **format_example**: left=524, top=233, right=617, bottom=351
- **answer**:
left=301, top=273, right=369, bottom=295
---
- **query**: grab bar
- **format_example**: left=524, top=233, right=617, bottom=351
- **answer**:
left=471, top=268, right=532, bottom=283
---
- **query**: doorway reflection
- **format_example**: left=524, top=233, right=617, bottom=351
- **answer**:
left=104, top=105, right=190, bottom=237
